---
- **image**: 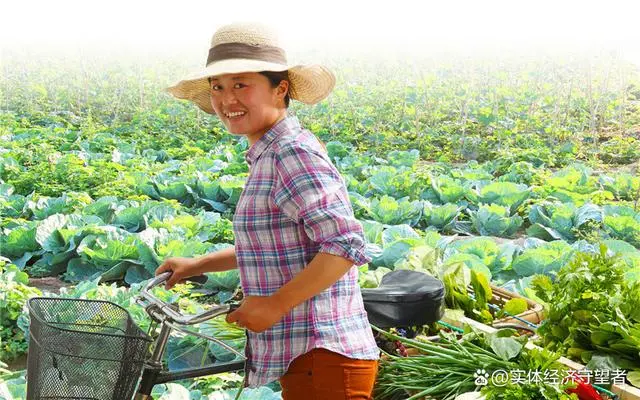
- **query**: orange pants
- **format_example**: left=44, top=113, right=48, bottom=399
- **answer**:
left=279, top=348, right=378, bottom=400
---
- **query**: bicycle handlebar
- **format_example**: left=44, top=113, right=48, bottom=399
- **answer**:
left=139, top=272, right=239, bottom=325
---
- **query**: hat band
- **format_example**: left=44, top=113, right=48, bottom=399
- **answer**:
left=206, top=43, right=287, bottom=66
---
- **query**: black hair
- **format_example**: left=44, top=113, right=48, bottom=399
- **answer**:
left=258, top=70, right=291, bottom=108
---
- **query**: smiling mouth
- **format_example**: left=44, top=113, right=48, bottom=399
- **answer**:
left=224, top=111, right=246, bottom=119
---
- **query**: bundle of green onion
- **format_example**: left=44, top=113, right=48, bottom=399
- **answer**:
left=374, top=327, right=520, bottom=400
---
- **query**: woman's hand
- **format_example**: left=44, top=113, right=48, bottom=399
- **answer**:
left=155, top=257, right=202, bottom=289
left=226, top=253, right=354, bottom=333
left=226, top=296, right=289, bottom=333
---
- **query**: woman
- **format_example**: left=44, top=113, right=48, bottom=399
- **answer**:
left=156, top=22, right=379, bottom=399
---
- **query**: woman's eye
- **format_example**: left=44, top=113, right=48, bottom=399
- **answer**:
left=211, top=85, right=222, bottom=91
left=233, top=83, right=246, bottom=89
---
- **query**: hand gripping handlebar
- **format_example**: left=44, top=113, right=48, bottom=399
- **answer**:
left=138, top=272, right=239, bottom=325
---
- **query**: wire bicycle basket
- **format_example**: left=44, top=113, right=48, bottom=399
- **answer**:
left=26, top=297, right=152, bottom=400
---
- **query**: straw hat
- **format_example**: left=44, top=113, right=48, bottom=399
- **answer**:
left=166, top=22, right=336, bottom=114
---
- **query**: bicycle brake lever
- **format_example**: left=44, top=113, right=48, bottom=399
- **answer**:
left=185, top=275, right=208, bottom=284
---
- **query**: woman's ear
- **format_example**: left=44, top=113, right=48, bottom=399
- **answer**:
left=277, top=80, right=289, bottom=98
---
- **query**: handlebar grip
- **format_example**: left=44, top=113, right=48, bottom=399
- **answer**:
left=145, top=271, right=207, bottom=288
left=146, top=271, right=172, bottom=290
left=139, top=272, right=232, bottom=325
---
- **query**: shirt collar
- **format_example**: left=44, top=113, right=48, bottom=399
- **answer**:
left=245, top=115, right=301, bottom=166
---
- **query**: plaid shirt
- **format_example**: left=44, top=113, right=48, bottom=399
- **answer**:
left=232, top=115, right=379, bottom=387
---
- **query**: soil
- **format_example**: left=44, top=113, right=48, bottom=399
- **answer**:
left=6, top=355, right=27, bottom=372
left=28, top=276, right=73, bottom=294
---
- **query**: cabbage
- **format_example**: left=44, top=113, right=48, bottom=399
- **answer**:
left=470, top=204, right=523, bottom=238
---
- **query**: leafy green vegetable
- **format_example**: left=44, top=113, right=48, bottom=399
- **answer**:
left=543, top=164, right=599, bottom=196
left=502, top=298, right=528, bottom=316
left=422, top=201, right=462, bottom=232
left=532, top=244, right=640, bottom=386
left=599, top=173, right=640, bottom=201
left=358, top=266, right=392, bottom=288
left=497, top=161, right=538, bottom=185
left=367, top=195, right=423, bottom=226
left=0, top=376, right=27, bottom=400
left=427, top=175, right=468, bottom=204
left=446, top=237, right=517, bottom=277
left=202, top=267, right=241, bottom=302
left=481, top=346, right=578, bottom=400
left=444, top=253, right=493, bottom=280
left=0, top=263, right=41, bottom=361
left=511, top=241, right=573, bottom=278
left=526, top=202, right=603, bottom=242
left=375, top=326, right=573, bottom=400
left=369, top=237, right=424, bottom=269
left=442, top=263, right=493, bottom=323
left=381, top=224, right=420, bottom=244
left=470, top=181, right=531, bottom=215
left=604, top=215, right=640, bottom=248
left=471, top=204, right=523, bottom=238
left=0, top=221, right=40, bottom=259
left=325, top=140, right=353, bottom=160
left=367, top=166, right=421, bottom=198
left=395, top=245, right=441, bottom=275
left=23, top=192, right=92, bottom=220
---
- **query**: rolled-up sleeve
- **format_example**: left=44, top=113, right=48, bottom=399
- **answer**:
left=273, top=143, right=371, bottom=266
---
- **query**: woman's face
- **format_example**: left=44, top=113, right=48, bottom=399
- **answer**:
left=209, top=72, right=288, bottom=144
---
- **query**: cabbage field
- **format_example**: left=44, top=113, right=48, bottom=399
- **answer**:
left=1, top=50, right=640, bottom=399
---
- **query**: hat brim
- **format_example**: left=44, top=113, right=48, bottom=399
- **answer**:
left=166, top=59, right=335, bottom=114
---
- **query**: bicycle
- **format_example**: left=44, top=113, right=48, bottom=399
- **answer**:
left=25, top=269, right=448, bottom=400
left=25, top=271, right=245, bottom=400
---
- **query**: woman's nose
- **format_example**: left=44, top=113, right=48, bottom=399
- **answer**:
left=222, top=89, right=238, bottom=106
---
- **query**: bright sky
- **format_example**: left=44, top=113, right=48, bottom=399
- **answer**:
left=1, top=0, right=639, bottom=63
